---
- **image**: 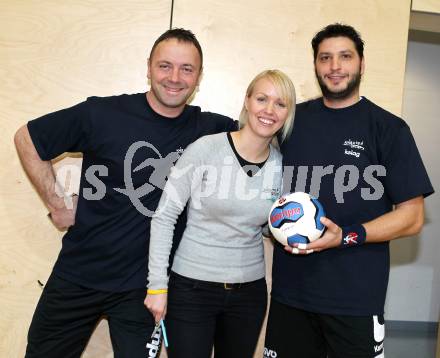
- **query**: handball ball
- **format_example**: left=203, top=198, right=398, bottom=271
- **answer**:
left=268, top=192, right=326, bottom=246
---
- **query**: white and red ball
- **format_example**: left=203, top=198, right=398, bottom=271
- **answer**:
left=268, top=192, right=326, bottom=246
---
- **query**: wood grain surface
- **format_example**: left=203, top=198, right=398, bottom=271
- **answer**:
left=173, top=0, right=411, bottom=120
left=1, top=0, right=416, bottom=356
left=412, top=0, right=440, bottom=14
left=0, top=1, right=170, bottom=356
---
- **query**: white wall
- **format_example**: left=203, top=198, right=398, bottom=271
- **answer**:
left=385, top=31, right=440, bottom=322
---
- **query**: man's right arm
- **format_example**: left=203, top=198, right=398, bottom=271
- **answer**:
left=14, top=125, right=77, bottom=230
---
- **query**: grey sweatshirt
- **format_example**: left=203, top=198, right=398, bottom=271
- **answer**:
left=148, top=132, right=282, bottom=289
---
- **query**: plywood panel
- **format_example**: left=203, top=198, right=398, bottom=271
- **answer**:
left=0, top=1, right=170, bottom=356
left=412, top=0, right=440, bottom=14
left=174, top=0, right=411, bottom=120
left=410, top=11, right=440, bottom=33
left=173, top=1, right=412, bottom=356
left=2, top=0, right=415, bottom=356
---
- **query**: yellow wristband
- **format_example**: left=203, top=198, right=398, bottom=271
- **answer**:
left=147, top=289, right=168, bottom=295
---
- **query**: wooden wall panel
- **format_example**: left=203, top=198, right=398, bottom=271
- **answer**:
left=174, top=0, right=411, bottom=120
left=412, top=0, right=440, bottom=14
left=1, top=0, right=414, bottom=356
left=410, top=11, right=440, bottom=33
left=0, top=1, right=170, bottom=357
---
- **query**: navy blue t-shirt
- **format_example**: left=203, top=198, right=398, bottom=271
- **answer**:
left=28, top=93, right=236, bottom=292
left=273, top=97, right=433, bottom=315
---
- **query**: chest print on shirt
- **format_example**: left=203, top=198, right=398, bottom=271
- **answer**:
left=261, top=187, right=281, bottom=202
left=343, top=139, right=365, bottom=158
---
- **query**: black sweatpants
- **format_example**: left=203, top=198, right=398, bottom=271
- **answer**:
left=264, top=298, right=385, bottom=358
left=25, top=273, right=157, bottom=358
left=165, top=272, right=268, bottom=358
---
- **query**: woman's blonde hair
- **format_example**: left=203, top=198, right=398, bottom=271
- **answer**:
left=238, top=69, right=296, bottom=144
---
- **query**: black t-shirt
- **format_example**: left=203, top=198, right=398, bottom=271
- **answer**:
left=273, top=97, right=433, bottom=315
left=28, top=93, right=237, bottom=291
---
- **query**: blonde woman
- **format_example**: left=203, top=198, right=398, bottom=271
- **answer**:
left=145, top=70, right=296, bottom=358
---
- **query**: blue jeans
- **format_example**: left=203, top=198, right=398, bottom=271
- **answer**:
left=166, top=271, right=268, bottom=358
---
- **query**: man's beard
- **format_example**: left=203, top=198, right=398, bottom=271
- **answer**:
left=316, top=68, right=362, bottom=100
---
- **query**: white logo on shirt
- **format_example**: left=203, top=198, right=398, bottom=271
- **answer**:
left=262, top=188, right=280, bottom=201
left=343, top=139, right=365, bottom=158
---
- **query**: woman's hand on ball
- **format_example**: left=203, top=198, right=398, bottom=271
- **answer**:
left=284, top=217, right=342, bottom=255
